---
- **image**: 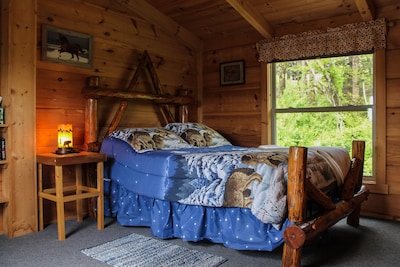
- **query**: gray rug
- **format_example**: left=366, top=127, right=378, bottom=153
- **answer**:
left=81, top=233, right=227, bottom=267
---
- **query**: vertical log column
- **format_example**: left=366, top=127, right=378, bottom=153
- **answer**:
left=84, top=76, right=99, bottom=152
left=0, top=0, right=37, bottom=237
left=282, top=146, right=308, bottom=267
left=346, top=140, right=365, bottom=226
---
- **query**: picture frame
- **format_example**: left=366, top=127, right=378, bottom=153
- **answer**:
left=41, top=25, right=93, bottom=68
left=220, top=60, right=245, bottom=86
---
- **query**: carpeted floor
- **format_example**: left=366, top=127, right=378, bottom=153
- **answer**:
left=0, top=216, right=399, bottom=267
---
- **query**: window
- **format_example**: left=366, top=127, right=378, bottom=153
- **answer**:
left=270, top=54, right=374, bottom=176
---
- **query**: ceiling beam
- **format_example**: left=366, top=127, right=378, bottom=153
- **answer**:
left=225, top=0, right=274, bottom=38
left=115, top=0, right=203, bottom=51
left=354, top=0, right=375, bottom=21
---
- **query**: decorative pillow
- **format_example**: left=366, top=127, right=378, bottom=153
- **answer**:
left=165, top=122, right=232, bottom=147
left=110, top=127, right=191, bottom=153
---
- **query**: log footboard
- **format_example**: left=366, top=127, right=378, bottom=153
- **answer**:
left=282, top=140, right=368, bottom=267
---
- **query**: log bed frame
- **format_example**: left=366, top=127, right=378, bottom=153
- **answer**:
left=82, top=51, right=369, bottom=267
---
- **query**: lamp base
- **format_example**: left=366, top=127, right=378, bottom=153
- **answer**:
left=54, top=147, right=78, bottom=155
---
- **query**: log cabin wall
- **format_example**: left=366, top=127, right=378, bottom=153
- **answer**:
left=35, top=0, right=198, bottom=225
left=202, top=32, right=263, bottom=147
left=0, top=0, right=37, bottom=237
left=202, top=15, right=400, bottom=220
left=36, top=0, right=198, bottom=154
left=366, top=15, right=400, bottom=220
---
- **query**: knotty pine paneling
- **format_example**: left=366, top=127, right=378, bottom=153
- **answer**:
left=202, top=36, right=262, bottom=147
left=387, top=108, right=400, bottom=137
left=203, top=45, right=259, bottom=74
left=387, top=160, right=400, bottom=185
left=204, top=31, right=262, bottom=51
left=36, top=69, right=87, bottom=109
left=362, top=193, right=400, bottom=221
left=387, top=79, right=400, bottom=108
left=386, top=49, right=400, bottom=79
left=203, top=88, right=261, bottom=113
left=38, top=0, right=196, bottom=82
left=203, top=114, right=261, bottom=147
left=387, top=20, right=400, bottom=50
left=37, top=0, right=197, bottom=153
left=386, top=136, right=400, bottom=166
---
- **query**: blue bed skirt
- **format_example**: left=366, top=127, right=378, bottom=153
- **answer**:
left=104, top=178, right=291, bottom=251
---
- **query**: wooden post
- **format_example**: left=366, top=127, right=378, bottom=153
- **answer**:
left=347, top=140, right=365, bottom=226
left=282, top=146, right=307, bottom=267
left=0, top=0, right=37, bottom=237
left=84, top=76, right=99, bottom=151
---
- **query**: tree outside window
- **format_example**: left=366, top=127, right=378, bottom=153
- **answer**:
left=271, top=54, right=373, bottom=175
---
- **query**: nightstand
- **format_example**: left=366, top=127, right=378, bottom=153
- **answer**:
left=37, top=152, right=106, bottom=240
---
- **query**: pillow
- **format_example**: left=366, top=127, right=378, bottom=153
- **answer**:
left=165, top=122, right=232, bottom=147
left=110, top=127, right=191, bottom=153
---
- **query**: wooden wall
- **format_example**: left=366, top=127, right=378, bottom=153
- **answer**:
left=0, top=0, right=37, bottom=237
left=202, top=32, right=263, bottom=147
left=36, top=0, right=198, bottom=154
left=202, top=15, right=400, bottom=220
left=35, top=0, right=198, bottom=224
left=363, top=15, right=400, bottom=220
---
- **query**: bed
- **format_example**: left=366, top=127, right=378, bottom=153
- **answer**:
left=98, top=124, right=367, bottom=253
left=82, top=55, right=369, bottom=267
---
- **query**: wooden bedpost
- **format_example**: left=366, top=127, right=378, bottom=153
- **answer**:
left=346, top=140, right=365, bottom=226
left=282, top=146, right=308, bottom=267
left=84, top=76, right=99, bottom=151
left=282, top=140, right=368, bottom=267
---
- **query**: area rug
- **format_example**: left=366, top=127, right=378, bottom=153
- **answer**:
left=81, top=233, right=227, bottom=267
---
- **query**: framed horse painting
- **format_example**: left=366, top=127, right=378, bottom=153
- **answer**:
left=41, top=25, right=93, bottom=68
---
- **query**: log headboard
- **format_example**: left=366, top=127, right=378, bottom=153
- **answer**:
left=82, top=50, right=192, bottom=151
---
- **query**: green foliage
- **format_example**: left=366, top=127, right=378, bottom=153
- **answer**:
left=274, top=54, right=373, bottom=175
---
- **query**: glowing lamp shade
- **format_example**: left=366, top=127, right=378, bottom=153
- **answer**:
left=56, top=124, right=76, bottom=154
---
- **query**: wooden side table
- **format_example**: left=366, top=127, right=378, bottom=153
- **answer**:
left=37, top=152, right=106, bottom=240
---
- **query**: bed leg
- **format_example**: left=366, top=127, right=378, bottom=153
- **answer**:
left=346, top=140, right=365, bottom=227
left=347, top=206, right=361, bottom=226
left=283, top=146, right=308, bottom=267
left=282, top=244, right=302, bottom=267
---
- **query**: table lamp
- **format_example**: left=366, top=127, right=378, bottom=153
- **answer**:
left=55, top=124, right=77, bottom=154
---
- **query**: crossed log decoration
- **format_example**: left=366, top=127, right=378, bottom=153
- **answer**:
left=82, top=50, right=191, bottom=150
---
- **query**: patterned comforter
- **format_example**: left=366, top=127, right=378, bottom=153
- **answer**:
left=101, top=137, right=350, bottom=228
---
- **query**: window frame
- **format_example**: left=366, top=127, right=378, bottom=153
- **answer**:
left=263, top=49, right=387, bottom=191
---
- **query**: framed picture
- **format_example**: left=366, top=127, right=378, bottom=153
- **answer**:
left=42, top=25, right=93, bottom=68
left=220, top=60, right=245, bottom=86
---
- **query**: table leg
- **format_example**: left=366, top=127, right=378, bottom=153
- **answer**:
left=76, top=164, right=83, bottom=222
left=38, top=163, right=44, bottom=231
left=97, top=161, right=104, bottom=230
left=55, top=165, right=65, bottom=241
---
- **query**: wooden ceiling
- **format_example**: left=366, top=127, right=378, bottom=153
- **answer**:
left=84, top=0, right=399, bottom=49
